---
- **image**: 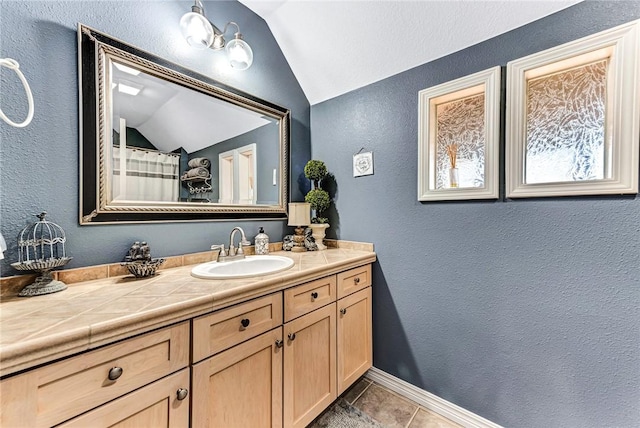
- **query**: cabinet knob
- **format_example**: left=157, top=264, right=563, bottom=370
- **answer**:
left=288, top=332, right=296, bottom=341
left=176, top=388, right=189, bottom=401
left=240, top=318, right=250, bottom=328
left=354, top=277, right=360, bottom=284
left=311, top=292, right=318, bottom=300
left=108, top=366, right=123, bottom=381
left=275, top=339, right=284, bottom=348
left=340, top=308, right=347, bottom=315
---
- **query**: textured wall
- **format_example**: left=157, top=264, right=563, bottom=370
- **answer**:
left=0, top=1, right=310, bottom=272
left=311, top=2, right=640, bottom=427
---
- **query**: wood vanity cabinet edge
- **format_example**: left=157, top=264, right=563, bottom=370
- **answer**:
left=0, top=321, right=189, bottom=428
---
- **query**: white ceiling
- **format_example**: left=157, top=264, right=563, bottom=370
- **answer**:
left=239, top=0, right=582, bottom=105
left=112, top=64, right=271, bottom=154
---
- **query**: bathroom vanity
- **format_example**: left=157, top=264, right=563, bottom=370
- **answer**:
left=0, top=246, right=375, bottom=428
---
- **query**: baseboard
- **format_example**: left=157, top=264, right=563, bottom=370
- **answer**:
left=365, top=367, right=503, bottom=428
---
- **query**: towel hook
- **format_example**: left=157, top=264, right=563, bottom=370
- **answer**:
left=0, top=58, right=34, bottom=128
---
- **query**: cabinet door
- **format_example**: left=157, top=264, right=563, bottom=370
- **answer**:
left=57, top=369, right=190, bottom=428
left=283, top=303, right=336, bottom=428
left=192, top=327, right=283, bottom=428
left=337, top=287, right=373, bottom=395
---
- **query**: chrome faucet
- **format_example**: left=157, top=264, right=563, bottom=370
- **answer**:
left=210, top=226, right=251, bottom=262
left=229, top=226, right=251, bottom=257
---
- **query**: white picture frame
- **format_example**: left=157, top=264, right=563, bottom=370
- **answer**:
left=418, top=66, right=501, bottom=201
left=505, top=19, right=640, bottom=198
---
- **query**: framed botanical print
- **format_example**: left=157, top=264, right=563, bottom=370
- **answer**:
left=506, top=20, right=640, bottom=198
left=418, top=66, right=500, bottom=201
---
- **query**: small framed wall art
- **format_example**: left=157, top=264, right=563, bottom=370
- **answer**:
left=505, top=20, right=640, bottom=198
left=353, top=150, right=374, bottom=177
left=418, top=66, right=501, bottom=201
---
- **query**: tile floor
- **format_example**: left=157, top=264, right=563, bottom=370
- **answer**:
left=336, top=377, right=462, bottom=428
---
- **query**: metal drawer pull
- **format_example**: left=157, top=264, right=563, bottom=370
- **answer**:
left=311, top=292, right=318, bottom=300
left=354, top=277, right=360, bottom=284
left=176, top=388, right=189, bottom=401
left=340, top=308, right=347, bottom=315
left=240, top=318, right=250, bottom=328
left=288, top=333, right=296, bottom=341
left=108, top=367, right=123, bottom=381
left=275, top=339, right=284, bottom=348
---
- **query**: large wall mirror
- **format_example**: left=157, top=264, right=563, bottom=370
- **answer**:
left=78, top=24, right=289, bottom=224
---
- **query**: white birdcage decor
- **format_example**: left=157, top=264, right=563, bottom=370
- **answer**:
left=11, top=212, right=72, bottom=297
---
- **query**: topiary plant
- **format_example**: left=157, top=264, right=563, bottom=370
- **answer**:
left=305, top=188, right=330, bottom=223
left=303, top=159, right=331, bottom=223
left=304, top=160, right=328, bottom=189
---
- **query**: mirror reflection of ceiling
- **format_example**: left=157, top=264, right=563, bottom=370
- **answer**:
left=111, top=62, right=271, bottom=154
left=239, top=0, right=582, bottom=105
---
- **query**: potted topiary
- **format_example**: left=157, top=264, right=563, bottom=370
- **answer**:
left=304, top=159, right=331, bottom=250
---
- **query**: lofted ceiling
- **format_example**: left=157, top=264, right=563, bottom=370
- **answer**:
left=238, top=0, right=582, bottom=105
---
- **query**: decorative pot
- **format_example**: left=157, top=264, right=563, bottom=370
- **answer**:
left=309, top=223, right=330, bottom=250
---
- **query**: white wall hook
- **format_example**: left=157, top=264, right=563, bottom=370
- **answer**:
left=0, top=58, right=34, bottom=128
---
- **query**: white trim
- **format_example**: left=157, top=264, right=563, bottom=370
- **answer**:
left=506, top=19, right=640, bottom=198
left=365, top=367, right=503, bottom=428
left=418, top=66, right=501, bottom=201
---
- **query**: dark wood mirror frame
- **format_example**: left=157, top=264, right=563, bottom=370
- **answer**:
left=78, top=24, right=290, bottom=224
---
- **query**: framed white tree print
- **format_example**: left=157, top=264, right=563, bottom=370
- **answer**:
left=506, top=20, right=640, bottom=198
left=418, top=66, right=500, bottom=201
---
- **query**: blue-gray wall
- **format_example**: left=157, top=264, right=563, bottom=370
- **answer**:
left=311, top=2, right=639, bottom=427
left=0, top=1, right=310, bottom=272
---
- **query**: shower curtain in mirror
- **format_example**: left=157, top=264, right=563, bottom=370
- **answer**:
left=112, top=147, right=180, bottom=202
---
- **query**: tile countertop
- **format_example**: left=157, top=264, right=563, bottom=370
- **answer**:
left=0, top=247, right=376, bottom=378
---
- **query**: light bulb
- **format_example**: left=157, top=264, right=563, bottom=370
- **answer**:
left=180, top=11, right=214, bottom=49
left=225, top=37, right=253, bottom=70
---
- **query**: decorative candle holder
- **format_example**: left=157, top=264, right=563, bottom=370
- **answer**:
left=11, top=212, right=72, bottom=297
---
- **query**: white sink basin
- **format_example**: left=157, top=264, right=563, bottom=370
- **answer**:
left=191, top=255, right=295, bottom=279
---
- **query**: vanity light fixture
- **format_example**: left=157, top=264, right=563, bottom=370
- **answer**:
left=179, top=0, right=254, bottom=71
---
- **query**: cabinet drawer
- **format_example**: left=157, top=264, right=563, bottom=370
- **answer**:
left=337, top=264, right=371, bottom=298
left=57, top=368, right=190, bottom=428
left=284, top=275, right=336, bottom=322
left=0, top=322, right=189, bottom=428
left=193, top=293, right=283, bottom=362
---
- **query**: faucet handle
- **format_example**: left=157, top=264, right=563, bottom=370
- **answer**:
left=211, top=244, right=227, bottom=257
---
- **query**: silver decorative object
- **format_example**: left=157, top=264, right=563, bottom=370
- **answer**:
left=11, top=212, right=72, bottom=297
left=120, top=241, right=164, bottom=278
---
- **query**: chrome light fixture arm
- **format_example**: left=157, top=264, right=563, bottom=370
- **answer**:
left=180, top=1, right=253, bottom=70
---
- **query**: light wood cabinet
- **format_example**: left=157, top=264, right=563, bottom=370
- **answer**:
left=0, top=263, right=373, bottom=428
left=57, top=369, right=190, bottom=428
left=283, top=302, right=337, bottom=428
left=192, top=327, right=283, bottom=428
left=0, top=322, right=189, bottom=428
left=193, top=293, right=283, bottom=362
left=337, top=264, right=371, bottom=298
left=337, top=286, right=372, bottom=395
left=284, top=275, right=336, bottom=322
